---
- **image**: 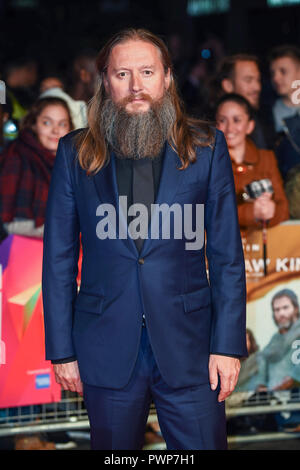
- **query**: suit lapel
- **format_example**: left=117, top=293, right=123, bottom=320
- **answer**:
left=154, top=143, right=184, bottom=207
left=141, top=143, right=184, bottom=256
left=93, top=152, right=138, bottom=255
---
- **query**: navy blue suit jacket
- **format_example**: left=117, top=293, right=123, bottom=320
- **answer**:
left=42, top=128, right=247, bottom=389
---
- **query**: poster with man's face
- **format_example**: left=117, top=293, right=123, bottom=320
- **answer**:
left=239, top=222, right=300, bottom=392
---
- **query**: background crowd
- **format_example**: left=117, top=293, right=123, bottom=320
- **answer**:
left=1, top=39, right=300, bottom=240
left=1, top=12, right=300, bottom=448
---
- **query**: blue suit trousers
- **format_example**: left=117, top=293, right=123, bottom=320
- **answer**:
left=83, top=325, right=227, bottom=450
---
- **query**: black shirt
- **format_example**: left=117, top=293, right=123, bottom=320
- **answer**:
left=115, top=151, right=164, bottom=215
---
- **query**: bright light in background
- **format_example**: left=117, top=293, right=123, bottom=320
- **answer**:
left=267, top=0, right=300, bottom=6
left=187, top=0, right=230, bottom=16
left=201, top=49, right=212, bottom=59
left=11, top=0, right=38, bottom=8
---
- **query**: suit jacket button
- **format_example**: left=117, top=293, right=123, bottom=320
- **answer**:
left=138, top=258, right=145, bottom=265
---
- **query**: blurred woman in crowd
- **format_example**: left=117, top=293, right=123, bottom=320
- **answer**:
left=215, top=93, right=289, bottom=231
left=0, top=96, right=73, bottom=238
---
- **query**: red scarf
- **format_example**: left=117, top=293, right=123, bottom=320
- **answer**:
left=0, top=130, right=56, bottom=227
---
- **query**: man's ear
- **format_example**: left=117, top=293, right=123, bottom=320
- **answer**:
left=103, top=73, right=110, bottom=94
left=164, top=68, right=171, bottom=91
left=221, top=78, right=234, bottom=93
left=79, top=68, right=91, bottom=84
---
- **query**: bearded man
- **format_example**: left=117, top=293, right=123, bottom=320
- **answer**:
left=257, top=289, right=300, bottom=391
left=42, top=29, right=247, bottom=450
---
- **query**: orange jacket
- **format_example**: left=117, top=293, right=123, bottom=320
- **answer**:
left=231, top=139, right=289, bottom=230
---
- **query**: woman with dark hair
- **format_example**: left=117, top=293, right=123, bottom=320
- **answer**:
left=0, top=96, right=73, bottom=237
left=215, top=93, right=289, bottom=230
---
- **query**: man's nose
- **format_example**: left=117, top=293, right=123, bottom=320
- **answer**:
left=130, top=72, right=143, bottom=93
left=227, top=121, right=235, bottom=133
left=254, top=81, right=261, bottom=92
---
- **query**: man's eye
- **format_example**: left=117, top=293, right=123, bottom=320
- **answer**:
left=118, top=72, right=127, bottom=78
left=143, top=70, right=153, bottom=76
left=43, top=120, right=51, bottom=125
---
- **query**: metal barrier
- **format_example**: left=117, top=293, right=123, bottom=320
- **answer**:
left=226, top=387, right=300, bottom=416
left=0, top=392, right=88, bottom=437
left=0, top=391, right=158, bottom=438
left=226, top=388, right=300, bottom=444
left=1, top=389, right=300, bottom=447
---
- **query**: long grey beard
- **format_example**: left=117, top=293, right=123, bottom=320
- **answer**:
left=100, top=92, right=176, bottom=160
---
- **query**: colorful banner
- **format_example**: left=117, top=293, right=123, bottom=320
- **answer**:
left=237, top=221, right=300, bottom=392
left=0, top=235, right=61, bottom=408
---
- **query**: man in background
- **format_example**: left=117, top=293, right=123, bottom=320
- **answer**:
left=257, top=289, right=300, bottom=391
left=210, top=54, right=273, bottom=149
left=269, top=45, right=300, bottom=134
left=67, top=49, right=98, bottom=103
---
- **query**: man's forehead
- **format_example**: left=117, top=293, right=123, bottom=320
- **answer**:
left=271, top=56, right=300, bottom=69
left=234, top=60, right=260, bottom=77
left=273, top=296, right=293, bottom=307
left=108, top=40, right=163, bottom=68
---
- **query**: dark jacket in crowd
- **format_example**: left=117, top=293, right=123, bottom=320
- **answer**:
left=0, top=129, right=56, bottom=227
left=274, top=113, right=300, bottom=181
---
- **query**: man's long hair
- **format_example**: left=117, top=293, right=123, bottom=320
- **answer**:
left=75, top=28, right=214, bottom=174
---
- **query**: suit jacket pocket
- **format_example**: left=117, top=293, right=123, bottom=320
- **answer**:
left=181, top=285, right=211, bottom=314
left=74, top=291, right=104, bottom=315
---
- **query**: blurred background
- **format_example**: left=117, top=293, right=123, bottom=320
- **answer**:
left=1, top=0, right=300, bottom=105
left=1, top=0, right=300, bottom=451
left=1, top=0, right=300, bottom=68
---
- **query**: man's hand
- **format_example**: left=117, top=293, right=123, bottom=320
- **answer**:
left=209, top=354, right=241, bottom=402
left=53, top=361, right=83, bottom=395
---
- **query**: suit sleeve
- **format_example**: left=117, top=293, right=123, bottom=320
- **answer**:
left=42, top=137, right=80, bottom=361
left=205, top=130, right=248, bottom=357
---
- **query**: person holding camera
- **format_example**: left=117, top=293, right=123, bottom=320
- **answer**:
left=215, top=93, right=289, bottom=231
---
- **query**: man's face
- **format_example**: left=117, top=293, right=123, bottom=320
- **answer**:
left=103, top=39, right=171, bottom=114
left=270, top=57, right=300, bottom=99
left=230, top=61, right=261, bottom=109
left=273, top=296, right=298, bottom=332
